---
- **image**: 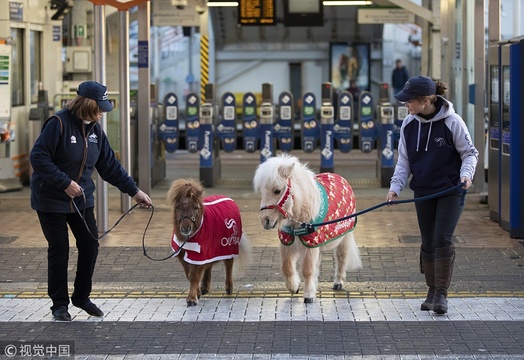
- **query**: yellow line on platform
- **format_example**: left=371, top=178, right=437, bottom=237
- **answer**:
left=2, top=291, right=524, bottom=299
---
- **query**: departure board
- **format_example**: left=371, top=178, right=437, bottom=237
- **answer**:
left=238, top=0, right=276, bottom=26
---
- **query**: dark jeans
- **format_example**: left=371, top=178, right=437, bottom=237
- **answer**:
left=37, top=208, right=99, bottom=311
left=414, top=192, right=465, bottom=253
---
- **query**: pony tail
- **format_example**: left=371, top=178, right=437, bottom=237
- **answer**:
left=233, top=233, right=252, bottom=275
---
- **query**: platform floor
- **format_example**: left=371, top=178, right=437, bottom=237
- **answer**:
left=1, top=150, right=523, bottom=359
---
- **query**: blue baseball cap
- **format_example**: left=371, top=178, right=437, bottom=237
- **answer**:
left=394, top=76, right=436, bottom=102
left=77, top=81, right=113, bottom=112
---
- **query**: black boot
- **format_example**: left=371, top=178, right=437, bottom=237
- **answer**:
left=419, top=248, right=435, bottom=311
left=433, top=246, right=455, bottom=314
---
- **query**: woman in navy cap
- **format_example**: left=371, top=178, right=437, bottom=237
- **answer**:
left=386, top=76, right=478, bottom=314
left=30, top=81, right=152, bottom=321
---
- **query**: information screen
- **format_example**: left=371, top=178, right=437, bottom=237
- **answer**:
left=238, top=0, right=276, bottom=26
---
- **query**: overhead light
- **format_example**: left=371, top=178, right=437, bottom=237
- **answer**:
left=207, top=1, right=239, bottom=6
left=323, top=1, right=372, bottom=5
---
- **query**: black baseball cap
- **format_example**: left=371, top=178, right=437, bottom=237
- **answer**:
left=394, top=76, right=436, bottom=102
left=77, top=81, right=113, bottom=112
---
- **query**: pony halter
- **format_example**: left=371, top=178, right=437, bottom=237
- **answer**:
left=260, top=178, right=293, bottom=218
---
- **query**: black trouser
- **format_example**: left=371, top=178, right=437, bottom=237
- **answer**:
left=37, top=208, right=99, bottom=311
left=414, top=192, right=465, bottom=253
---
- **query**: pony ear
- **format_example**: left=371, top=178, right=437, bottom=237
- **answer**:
left=195, top=188, right=204, bottom=198
left=278, top=162, right=295, bottom=179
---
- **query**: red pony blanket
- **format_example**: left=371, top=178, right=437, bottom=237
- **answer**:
left=278, top=173, right=356, bottom=248
left=171, top=195, right=242, bottom=265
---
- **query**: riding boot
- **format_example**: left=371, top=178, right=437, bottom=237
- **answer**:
left=419, top=248, right=435, bottom=311
left=433, top=246, right=455, bottom=314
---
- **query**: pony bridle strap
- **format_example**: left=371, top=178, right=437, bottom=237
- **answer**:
left=260, top=178, right=293, bottom=218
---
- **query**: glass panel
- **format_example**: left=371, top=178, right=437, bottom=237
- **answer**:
left=10, top=28, right=24, bottom=106
left=30, top=30, right=42, bottom=104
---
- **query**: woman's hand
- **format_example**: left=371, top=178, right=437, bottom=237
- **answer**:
left=65, top=180, right=83, bottom=198
left=133, top=190, right=152, bottom=208
left=460, top=176, right=472, bottom=189
left=386, top=191, right=399, bottom=203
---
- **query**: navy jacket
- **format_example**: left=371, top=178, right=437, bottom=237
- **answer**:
left=30, top=109, right=139, bottom=213
left=389, top=97, right=478, bottom=197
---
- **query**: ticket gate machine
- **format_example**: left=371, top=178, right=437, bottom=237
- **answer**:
left=185, top=92, right=200, bottom=153
left=158, top=92, right=179, bottom=153
left=378, top=103, right=395, bottom=187
left=216, top=92, right=237, bottom=152
left=320, top=82, right=334, bottom=173
left=358, top=91, right=376, bottom=153
left=395, top=105, right=408, bottom=148
left=259, top=83, right=275, bottom=162
left=275, top=91, right=294, bottom=152
left=301, top=92, right=319, bottom=152
left=199, top=84, right=220, bottom=187
left=242, top=92, right=259, bottom=153
left=334, top=90, right=353, bottom=153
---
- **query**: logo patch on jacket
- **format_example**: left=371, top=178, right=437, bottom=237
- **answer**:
left=70, top=135, right=77, bottom=144
left=88, top=133, right=98, bottom=144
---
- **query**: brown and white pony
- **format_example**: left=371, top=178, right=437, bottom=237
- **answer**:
left=168, top=178, right=250, bottom=306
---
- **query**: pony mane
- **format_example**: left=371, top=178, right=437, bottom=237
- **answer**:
left=167, top=178, right=204, bottom=206
left=254, top=153, right=320, bottom=222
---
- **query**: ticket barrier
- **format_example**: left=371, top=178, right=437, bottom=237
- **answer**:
left=199, top=84, right=221, bottom=187
left=301, top=92, right=319, bottom=152
left=320, top=82, right=335, bottom=173
left=157, top=92, right=179, bottom=153
left=357, top=91, right=378, bottom=153
left=334, top=90, right=353, bottom=153
left=185, top=92, right=200, bottom=153
left=259, top=83, right=275, bottom=163
left=216, top=91, right=237, bottom=152
left=275, top=91, right=294, bottom=152
left=378, top=103, right=395, bottom=187
left=242, top=92, right=259, bottom=153
left=395, top=105, right=408, bottom=149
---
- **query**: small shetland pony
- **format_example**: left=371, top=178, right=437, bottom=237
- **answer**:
left=168, top=178, right=250, bottom=306
left=253, top=153, right=362, bottom=303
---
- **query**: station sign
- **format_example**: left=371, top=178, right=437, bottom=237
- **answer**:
left=358, top=8, right=415, bottom=24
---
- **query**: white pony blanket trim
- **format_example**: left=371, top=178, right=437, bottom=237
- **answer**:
left=171, top=195, right=242, bottom=265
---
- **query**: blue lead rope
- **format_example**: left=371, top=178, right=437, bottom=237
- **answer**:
left=297, top=182, right=467, bottom=236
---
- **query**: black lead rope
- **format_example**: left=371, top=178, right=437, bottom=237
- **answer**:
left=72, top=192, right=141, bottom=241
left=72, top=191, right=186, bottom=262
left=294, top=183, right=467, bottom=236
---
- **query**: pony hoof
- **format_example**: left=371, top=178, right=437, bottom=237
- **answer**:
left=186, top=301, right=197, bottom=307
left=200, top=289, right=208, bottom=296
left=226, top=289, right=233, bottom=295
left=333, top=283, right=343, bottom=291
left=303, top=298, right=314, bottom=304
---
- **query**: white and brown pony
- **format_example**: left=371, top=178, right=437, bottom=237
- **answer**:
left=253, top=153, right=362, bottom=303
left=168, top=178, right=250, bottom=306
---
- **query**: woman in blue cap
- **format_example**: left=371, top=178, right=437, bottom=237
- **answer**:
left=386, top=76, right=478, bottom=314
left=30, top=81, right=152, bottom=321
